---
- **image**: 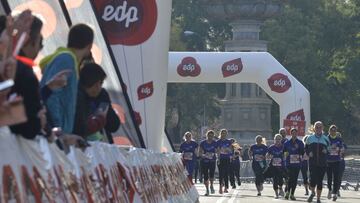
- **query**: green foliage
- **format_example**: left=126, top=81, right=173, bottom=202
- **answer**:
left=168, top=0, right=360, bottom=144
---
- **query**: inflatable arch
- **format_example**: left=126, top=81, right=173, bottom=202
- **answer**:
left=168, top=52, right=310, bottom=136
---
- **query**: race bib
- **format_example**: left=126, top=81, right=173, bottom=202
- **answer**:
left=330, top=147, right=339, bottom=156
left=272, top=158, right=282, bottom=167
left=203, top=152, right=215, bottom=160
left=255, top=154, right=264, bottom=162
left=220, top=147, right=231, bottom=154
left=290, top=154, right=300, bottom=164
left=183, top=152, right=193, bottom=160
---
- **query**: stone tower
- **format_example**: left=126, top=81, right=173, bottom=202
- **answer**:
left=200, top=0, right=283, bottom=144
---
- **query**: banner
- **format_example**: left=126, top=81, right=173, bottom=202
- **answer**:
left=90, top=0, right=173, bottom=151
left=0, top=127, right=199, bottom=203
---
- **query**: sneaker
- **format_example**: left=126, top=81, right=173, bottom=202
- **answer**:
left=232, top=185, right=236, bottom=189
left=290, top=195, right=296, bottom=201
left=274, top=195, right=279, bottom=199
left=257, top=192, right=261, bottom=196
left=237, top=180, right=241, bottom=186
left=307, top=193, right=315, bottom=202
left=205, top=189, right=209, bottom=196
left=224, top=188, right=229, bottom=193
left=259, top=184, right=264, bottom=192
left=210, top=185, right=215, bottom=194
left=332, top=194, right=337, bottom=201
left=316, top=199, right=321, bottom=203
left=279, top=189, right=285, bottom=197
left=285, top=192, right=290, bottom=200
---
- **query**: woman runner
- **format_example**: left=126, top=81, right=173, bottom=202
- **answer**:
left=216, top=129, right=233, bottom=194
left=179, top=131, right=199, bottom=184
left=267, top=134, right=285, bottom=199
left=249, top=135, right=268, bottom=196
left=305, top=121, right=330, bottom=203
left=326, top=125, right=343, bottom=201
left=283, top=128, right=304, bottom=200
left=199, top=130, right=217, bottom=196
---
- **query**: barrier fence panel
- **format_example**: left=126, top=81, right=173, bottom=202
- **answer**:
left=0, top=127, right=199, bottom=203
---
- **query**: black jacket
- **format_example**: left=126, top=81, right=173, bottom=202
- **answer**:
left=9, top=55, right=42, bottom=139
left=73, top=87, right=120, bottom=142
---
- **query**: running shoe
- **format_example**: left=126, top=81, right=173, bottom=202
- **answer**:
left=332, top=194, right=337, bottom=202
left=210, top=185, right=215, bottom=194
left=279, top=189, right=285, bottom=196
left=237, top=180, right=241, bottom=186
left=285, top=192, right=290, bottom=200
left=327, top=190, right=332, bottom=199
left=205, top=189, right=209, bottom=196
left=257, top=192, right=261, bottom=196
left=307, top=193, right=315, bottom=202
left=290, top=195, right=296, bottom=201
left=224, top=188, right=229, bottom=193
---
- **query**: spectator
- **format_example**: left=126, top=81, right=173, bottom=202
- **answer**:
left=40, top=24, right=94, bottom=134
left=73, top=63, right=120, bottom=142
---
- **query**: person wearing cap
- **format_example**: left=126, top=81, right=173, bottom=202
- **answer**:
left=283, top=128, right=304, bottom=200
left=305, top=121, right=330, bottom=203
left=326, top=125, right=344, bottom=201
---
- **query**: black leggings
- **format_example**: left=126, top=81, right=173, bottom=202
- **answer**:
left=286, top=166, right=300, bottom=195
left=301, top=161, right=309, bottom=184
left=309, top=165, right=327, bottom=190
left=202, top=160, right=216, bottom=181
left=218, top=158, right=231, bottom=188
left=327, top=161, right=341, bottom=194
left=230, top=161, right=240, bottom=186
left=273, top=167, right=284, bottom=190
left=252, top=161, right=265, bottom=187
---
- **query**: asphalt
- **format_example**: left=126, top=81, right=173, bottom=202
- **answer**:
left=195, top=182, right=360, bottom=203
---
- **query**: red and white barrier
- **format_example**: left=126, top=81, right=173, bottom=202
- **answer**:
left=0, top=127, right=199, bottom=203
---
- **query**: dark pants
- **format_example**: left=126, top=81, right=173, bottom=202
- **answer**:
left=327, top=161, right=341, bottom=194
left=287, top=166, right=300, bottom=195
left=252, top=161, right=266, bottom=187
left=301, top=161, right=309, bottom=184
left=230, top=161, right=240, bottom=186
left=310, top=165, right=327, bottom=190
left=218, top=157, right=231, bottom=188
left=194, top=159, right=203, bottom=183
left=273, top=167, right=284, bottom=190
left=202, top=160, right=216, bottom=181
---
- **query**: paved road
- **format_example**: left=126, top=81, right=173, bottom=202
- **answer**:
left=195, top=182, right=360, bottom=203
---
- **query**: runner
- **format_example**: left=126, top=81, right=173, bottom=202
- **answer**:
left=230, top=138, right=241, bottom=189
left=326, top=125, right=343, bottom=201
left=302, top=134, right=310, bottom=196
left=283, top=128, right=304, bottom=200
left=249, top=135, right=268, bottom=196
left=338, top=132, right=346, bottom=197
left=305, top=121, right=330, bottom=203
left=179, top=131, right=199, bottom=184
left=216, top=129, right=233, bottom=194
left=199, top=130, right=217, bottom=196
left=279, top=128, right=288, bottom=196
left=266, top=134, right=285, bottom=199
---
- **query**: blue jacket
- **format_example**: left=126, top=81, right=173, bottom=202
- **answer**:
left=40, top=50, right=78, bottom=133
left=305, top=134, right=330, bottom=167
